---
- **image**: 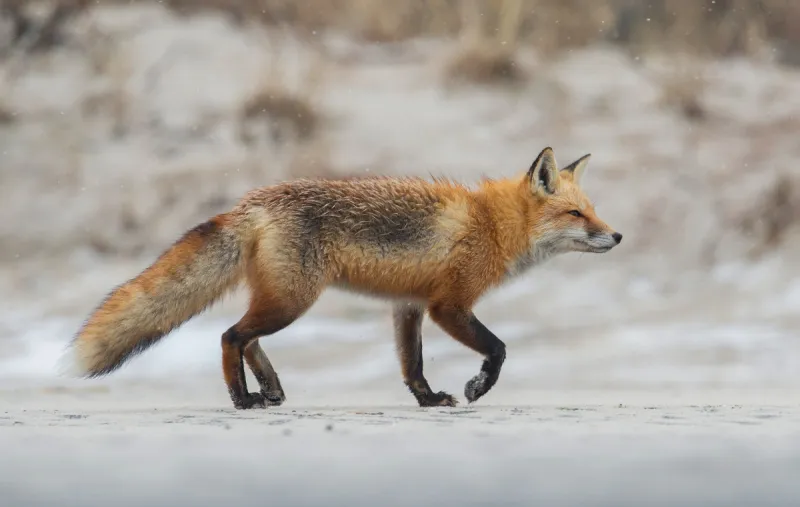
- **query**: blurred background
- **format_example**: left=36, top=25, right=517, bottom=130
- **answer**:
left=2, top=0, right=800, bottom=400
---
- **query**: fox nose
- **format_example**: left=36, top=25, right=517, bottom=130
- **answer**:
left=612, top=232, right=623, bottom=244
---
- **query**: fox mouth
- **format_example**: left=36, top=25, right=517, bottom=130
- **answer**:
left=575, top=241, right=616, bottom=253
left=580, top=233, right=619, bottom=253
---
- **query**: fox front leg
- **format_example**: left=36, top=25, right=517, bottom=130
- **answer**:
left=428, top=304, right=506, bottom=403
left=393, top=303, right=458, bottom=407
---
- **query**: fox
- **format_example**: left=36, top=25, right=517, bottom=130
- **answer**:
left=69, top=147, right=622, bottom=409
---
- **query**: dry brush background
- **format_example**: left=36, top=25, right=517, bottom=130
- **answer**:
left=2, top=0, right=800, bottom=390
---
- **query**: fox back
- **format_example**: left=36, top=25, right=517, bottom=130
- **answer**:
left=234, top=176, right=475, bottom=300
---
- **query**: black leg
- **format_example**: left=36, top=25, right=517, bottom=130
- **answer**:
left=393, top=303, right=457, bottom=407
left=221, top=310, right=297, bottom=410
left=428, top=304, right=506, bottom=403
left=221, top=329, right=267, bottom=410
left=244, top=340, right=286, bottom=406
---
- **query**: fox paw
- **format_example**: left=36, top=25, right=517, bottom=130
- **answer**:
left=233, top=392, right=267, bottom=410
left=261, top=390, right=286, bottom=407
left=418, top=391, right=459, bottom=408
left=464, top=372, right=491, bottom=404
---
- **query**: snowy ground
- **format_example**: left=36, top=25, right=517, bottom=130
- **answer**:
left=3, top=389, right=800, bottom=507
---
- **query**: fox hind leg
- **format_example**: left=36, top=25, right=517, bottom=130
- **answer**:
left=393, top=302, right=457, bottom=407
left=428, top=304, right=506, bottom=404
left=222, top=285, right=319, bottom=409
left=221, top=326, right=274, bottom=409
left=243, top=340, right=285, bottom=406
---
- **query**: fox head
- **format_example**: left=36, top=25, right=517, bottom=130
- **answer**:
left=522, top=147, right=622, bottom=259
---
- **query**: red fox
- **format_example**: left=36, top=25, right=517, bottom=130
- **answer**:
left=69, top=147, right=622, bottom=409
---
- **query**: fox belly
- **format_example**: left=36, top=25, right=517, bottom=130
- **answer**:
left=328, top=244, right=453, bottom=300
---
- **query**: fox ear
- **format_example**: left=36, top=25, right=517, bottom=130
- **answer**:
left=560, top=154, right=590, bottom=186
left=527, top=147, right=559, bottom=196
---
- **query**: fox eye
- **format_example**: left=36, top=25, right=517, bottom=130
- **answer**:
left=568, top=210, right=583, bottom=218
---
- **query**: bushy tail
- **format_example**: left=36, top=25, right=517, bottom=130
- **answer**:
left=69, top=214, right=245, bottom=377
